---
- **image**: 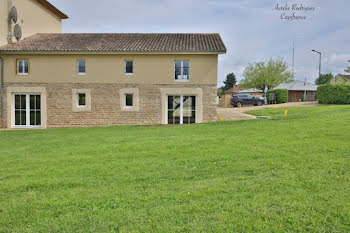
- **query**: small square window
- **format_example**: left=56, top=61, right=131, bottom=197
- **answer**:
left=77, top=60, right=86, bottom=74
left=17, top=60, right=29, bottom=75
left=78, top=93, right=86, bottom=107
left=125, top=94, right=133, bottom=108
left=125, top=61, right=133, bottom=74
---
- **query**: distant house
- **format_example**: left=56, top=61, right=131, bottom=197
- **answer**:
left=219, top=86, right=264, bottom=107
left=276, top=80, right=318, bottom=102
left=220, top=86, right=243, bottom=107
left=330, top=74, right=350, bottom=83
left=237, top=88, right=264, bottom=97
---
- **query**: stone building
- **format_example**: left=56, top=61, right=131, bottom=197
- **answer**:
left=0, top=1, right=226, bottom=129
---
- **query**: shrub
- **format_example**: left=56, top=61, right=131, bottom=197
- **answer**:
left=317, top=83, right=350, bottom=104
left=267, top=89, right=288, bottom=103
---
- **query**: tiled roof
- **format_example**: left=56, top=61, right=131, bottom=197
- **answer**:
left=276, top=80, right=318, bottom=91
left=0, top=33, right=227, bottom=54
left=225, top=85, right=243, bottom=94
left=238, top=88, right=264, bottom=93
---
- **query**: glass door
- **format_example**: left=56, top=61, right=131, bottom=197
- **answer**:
left=182, top=96, right=196, bottom=124
left=167, top=95, right=196, bottom=124
left=13, top=94, right=41, bottom=127
left=167, top=96, right=181, bottom=124
left=14, top=94, right=27, bottom=126
left=29, top=95, right=41, bottom=126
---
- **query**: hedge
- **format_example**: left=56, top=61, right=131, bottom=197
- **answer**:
left=317, top=83, right=350, bottom=104
left=267, top=89, right=288, bottom=103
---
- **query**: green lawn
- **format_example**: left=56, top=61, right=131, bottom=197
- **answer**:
left=0, top=105, right=349, bottom=232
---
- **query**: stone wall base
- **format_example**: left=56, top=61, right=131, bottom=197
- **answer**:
left=2, top=83, right=217, bottom=128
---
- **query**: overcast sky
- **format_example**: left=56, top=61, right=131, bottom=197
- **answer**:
left=50, top=0, right=350, bottom=86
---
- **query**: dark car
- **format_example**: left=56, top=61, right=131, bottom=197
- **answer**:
left=230, top=94, right=265, bottom=107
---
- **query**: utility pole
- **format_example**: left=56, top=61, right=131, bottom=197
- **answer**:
left=292, top=41, right=295, bottom=79
left=311, top=49, right=322, bottom=80
left=304, top=77, right=307, bottom=101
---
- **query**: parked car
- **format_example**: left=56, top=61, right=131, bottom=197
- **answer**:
left=230, top=94, right=265, bottom=107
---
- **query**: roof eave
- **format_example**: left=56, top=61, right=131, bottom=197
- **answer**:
left=36, top=0, right=68, bottom=19
left=0, top=50, right=226, bottom=55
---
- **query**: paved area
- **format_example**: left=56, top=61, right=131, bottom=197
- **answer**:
left=217, top=101, right=319, bottom=121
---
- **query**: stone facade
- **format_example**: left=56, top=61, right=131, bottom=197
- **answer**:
left=3, top=83, right=217, bottom=128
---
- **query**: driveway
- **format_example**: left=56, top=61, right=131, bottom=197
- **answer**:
left=217, top=101, right=319, bottom=121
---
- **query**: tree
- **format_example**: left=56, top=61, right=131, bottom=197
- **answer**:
left=315, top=73, right=333, bottom=85
left=240, top=58, right=293, bottom=92
left=223, top=73, right=237, bottom=91
left=217, top=86, right=225, bottom=96
left=345, top=60, right=350, bottom=73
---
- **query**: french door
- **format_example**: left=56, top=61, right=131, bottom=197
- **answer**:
left=13, top=94, right=41, bottom=128
left=167, top=95, right=196, bottom=124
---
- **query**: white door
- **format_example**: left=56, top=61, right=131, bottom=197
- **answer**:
left=167, top=95, right=196, bottom=124
left=13, top=94, right=41, bottom=128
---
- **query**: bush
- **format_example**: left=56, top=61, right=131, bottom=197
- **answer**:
left=267, top=89, right=288, bottom=103
left=317, top=83, right=350, bottom=104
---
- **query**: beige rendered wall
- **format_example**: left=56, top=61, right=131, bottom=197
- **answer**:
left=0, top=0, right=62, bottom=45
left=220, top=93, right=232, bottom=108
left=3, top=54, right=218, bottom=85
left=0, top=0, right=9, bottom=45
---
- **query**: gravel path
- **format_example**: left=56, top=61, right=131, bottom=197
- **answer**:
left=217, top=101, right=320, bottom=121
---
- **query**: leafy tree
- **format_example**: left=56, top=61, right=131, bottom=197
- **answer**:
left=345, top=60, right=350, bottom=73
left=240, top=58, right=293, bottom=92
left=223, top=73, right=237, bottom=91
left=217, top=86, right=225, bottom=96
left=315, top=73, right=333, bottom=85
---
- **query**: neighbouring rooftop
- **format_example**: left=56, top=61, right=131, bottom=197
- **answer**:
left=224, top=85, right=263, bottom=94
left=276, top=80, right=318, bottom=91
left=224, top=85, right=243, bottom=94
left=0, top=33, right=227, bottom=54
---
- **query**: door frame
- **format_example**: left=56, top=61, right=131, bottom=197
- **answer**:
left=12, top=93, right=42, bottom=129
left=160, top=87, right=203, bottom=125
left=7, top=86, right=47, bottom=129
left=166, top=95, right=198, bottom=124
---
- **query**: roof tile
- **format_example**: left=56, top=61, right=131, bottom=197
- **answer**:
left=0, top=33, right=227, bottom=54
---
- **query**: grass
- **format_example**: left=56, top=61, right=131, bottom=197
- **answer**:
left=0, top=105, right=349, bottom=232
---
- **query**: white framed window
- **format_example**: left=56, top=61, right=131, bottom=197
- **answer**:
left=124, top=60, right=134, bottom=75
left=174, top=60, right=190, bottom=81
left=72, top=89, right=91, bottom=112
left=124, top=94, right=134, bottom=108
left=77, top=93, right=86, bottom=108
left=77, top=60, right=86, bottom=75
left=12, top=94, right=41, bottom=128
left=167, top=95, right=196, bottom=124
left=120, top=88, right=139, bottom=112
left=17, top=59, right=29, bottom=75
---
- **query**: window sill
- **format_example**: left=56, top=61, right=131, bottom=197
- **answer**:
left=174, top=79, right=190, bottom=82
left=77, top=73, right=86, bottom=76
left=122, top=106, right=138, bottom=112
left=77, top=105, right=87, bottom=109
left=12, top=125, right=42, bottom=129
left=16, top=73, right=29, bottom=76
left=124, top=73, right=134, bottom=76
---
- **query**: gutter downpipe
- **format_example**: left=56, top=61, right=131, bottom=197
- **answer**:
left=0, top=56, right=4, bottom=128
